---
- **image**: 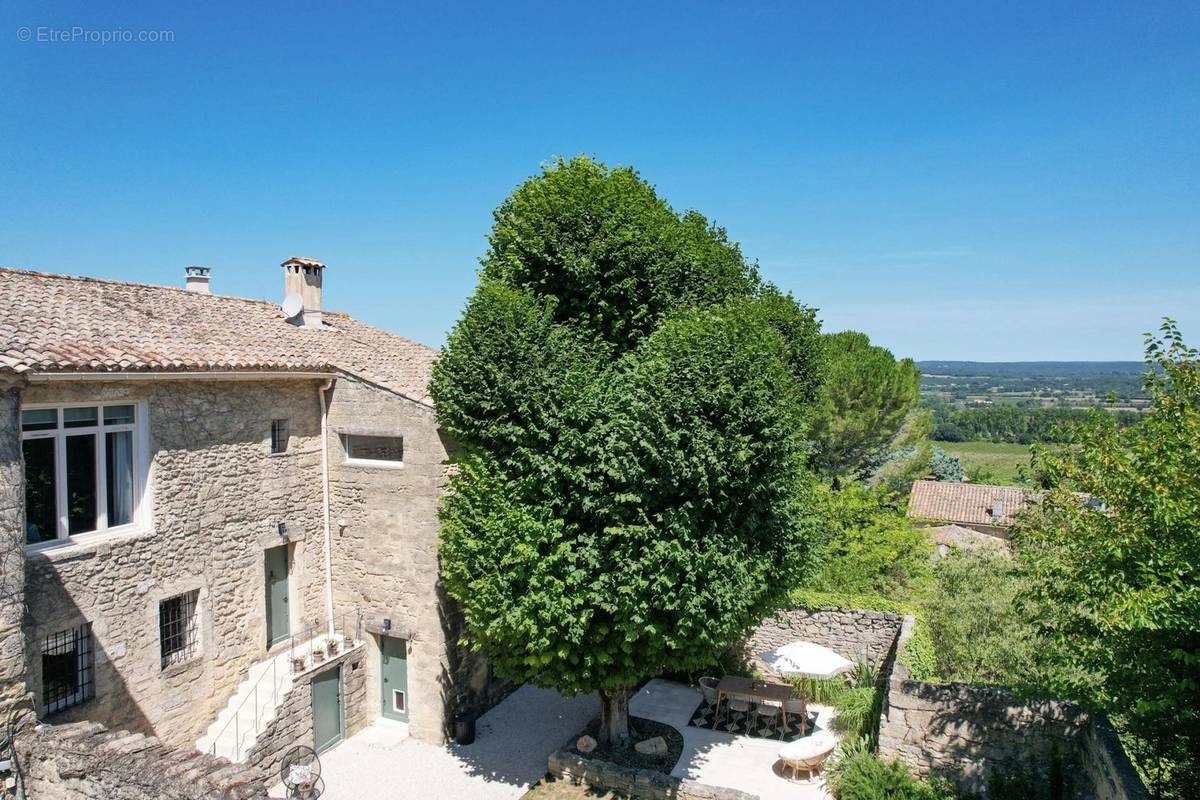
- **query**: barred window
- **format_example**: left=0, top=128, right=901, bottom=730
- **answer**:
left=159, top=590, right=200, bottom=669
left=43, top=624, right=94, bottom=715
left=270, top=419, right=289, bottom=454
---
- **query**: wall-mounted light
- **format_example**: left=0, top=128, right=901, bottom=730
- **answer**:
left=277, top=521, right=288, bottom=538
left=382, top=618, right=392, bottom=632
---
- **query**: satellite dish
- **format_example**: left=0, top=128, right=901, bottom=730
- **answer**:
left=281, top=293, right=304, bottom=320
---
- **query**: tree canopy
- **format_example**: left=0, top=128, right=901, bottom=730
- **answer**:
left=432, top=156, right=825, bottom=745
left=1017, top=320, right=1200, bottom=798
left=808, top=330, right=922, bottom=481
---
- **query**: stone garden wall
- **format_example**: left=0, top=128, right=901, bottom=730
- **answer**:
left=244, top=644, right=369, bottom=785
left=741, top=607, right=905, bottom=678
left=879, top=617, right=1148, bottom=800
left=0, top=381, right=29, bottom=719
left=11, top=720, right=266, bottom=799
left=547, top=749, right=758, bottom=800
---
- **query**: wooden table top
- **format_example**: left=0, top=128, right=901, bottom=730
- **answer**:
left=716, top=675, right=793, bottom=703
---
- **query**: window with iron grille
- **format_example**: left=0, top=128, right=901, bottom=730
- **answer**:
left=42, top=624, right=94, bottom=715
left=159, top=590, right=200, bottom=669
left=270, top=419, right=289, bottom=454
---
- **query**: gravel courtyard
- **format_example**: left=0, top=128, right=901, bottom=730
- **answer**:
left=304, top=685, right=598, bottom=800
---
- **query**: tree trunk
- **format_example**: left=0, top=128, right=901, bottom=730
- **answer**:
left=597, top=686, right=631, bottom=748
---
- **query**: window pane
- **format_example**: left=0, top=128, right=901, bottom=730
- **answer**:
left=63, top=407, right=98, bottom=428
left=106, top=430, right=134, bottom=527
left=103, top=405, right=135, bottom=425
left=23, top=438, right=57, bottom=543
left=65, top=434, right=97, bottom=535
left=21, top=408, right=57, bottom=431
left=42, top=625, right=94, bottom=715
left=345, top=434, right=403, bottom=463
left=271, top=419, right=289, bottom=454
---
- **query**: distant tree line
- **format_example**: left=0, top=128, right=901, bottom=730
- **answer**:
left=932, top=405, right=1141, bottom=444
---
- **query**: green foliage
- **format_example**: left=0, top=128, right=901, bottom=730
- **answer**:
left=1016, top=320, right=1200, bottom=799
left=434, top=156, right=826, bottom=744
left=827, top=743, right=956, bottom=800
left=811, top=484, right=934, bottom=597
left=901, top=616, right=939, bottom=682
left=480, top=155, right=760, bottom=352
left=810, top=331, right=922, bottom=481
left=929, top=447, right=965, bottom=482
left=932, top=405, right=1140, bottom=445
left=833, top=686, right=884, bottom=744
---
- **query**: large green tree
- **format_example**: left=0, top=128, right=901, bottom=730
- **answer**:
left=1017, top=320, right=1200, bottom=798
left=433, top=157, right=825, bottom=745
left=808, top=330, right=922, bottom=482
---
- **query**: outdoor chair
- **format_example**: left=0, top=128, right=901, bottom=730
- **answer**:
left=779, top=733, right=837, bottom=781
left=753, top=700, right=781, bottom=737
left=726, top=696, right=754, bottom=730
left=782, top=697, right=807, bottom=737
left=698, top=676, right=721, bottom=715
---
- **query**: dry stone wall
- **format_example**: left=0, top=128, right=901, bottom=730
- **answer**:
left=879, top=618, right=1148, bottom=800
left=11, top=720, right=266, bottom=799
left=741, top=607, right=904, bottom=678
left=548, top=749, right=758, bottom=800
left=19, top=379, right=328, bottom=749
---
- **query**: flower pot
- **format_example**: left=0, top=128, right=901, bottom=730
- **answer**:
left=313, top=651, right=326, bottom=664
left=327, top=640, right=340, bottom=656
left=292, top=657, right=307, bottom=674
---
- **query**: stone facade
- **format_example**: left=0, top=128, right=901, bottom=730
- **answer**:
left=246, top=644, right=369, bottom=785
left=0, top=379, right=29, bottom=719
left=325, top=377, right=492, bottom=743
left=2, top=370, right=474, bottom=786
left=12, top=720, right=266, bottom=799
left=879, top=618, right=1148, bottom=799
left=17, top=379, right=328, bottom=750
left=740, top=607, right=904, bottom=678
left=547, top=749, right=758, bottom=800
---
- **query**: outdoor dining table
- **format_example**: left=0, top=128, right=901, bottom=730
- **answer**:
left=715, top=675, right=807, bottom=736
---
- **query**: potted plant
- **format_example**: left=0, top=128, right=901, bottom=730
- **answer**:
left=342, top=633, right=354, bottom=650
left=292, top=655, right=307, bottom=674
left=327, top=636, right=340, bottom=656
left=312, top=644, right=327, bottom=664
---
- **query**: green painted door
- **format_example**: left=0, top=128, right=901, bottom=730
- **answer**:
left=380, top=636, right=409, bottom=722
left=264, top=545, right=290, bottom=647
left=312, top=665, right=343, bottom=753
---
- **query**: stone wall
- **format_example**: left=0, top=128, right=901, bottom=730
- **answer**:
left=19, top=379, right=328, bottom=749
left=11, top=720, right=266, bottom=799
left=0, top=380, right=29, bottom=718
left=741, top=607, right=904, bottom=679
left=325, top=378, right=486, bottom=743
left=879, top=618, right=1148, bottom=799
left=245, top=644, right=368, bottom=785
left=547, top=749, right=758, bottom=800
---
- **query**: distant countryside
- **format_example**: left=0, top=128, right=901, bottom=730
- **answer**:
left=919, top=361, right=1148, bottom=486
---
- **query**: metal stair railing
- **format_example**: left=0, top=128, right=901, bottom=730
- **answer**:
left=208, top=651, right=278, bottom=762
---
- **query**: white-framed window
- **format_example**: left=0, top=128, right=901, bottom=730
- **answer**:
left=159, top=590, right=200, bottom=669
left=341, top=433, right=403, bottom=467
left=21, top=401, right=149, bottom=546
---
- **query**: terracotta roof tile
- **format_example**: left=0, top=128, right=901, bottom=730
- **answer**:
left=907, top=480, right=1030, bottom=527
left=0, top=267, right=437, bottom=404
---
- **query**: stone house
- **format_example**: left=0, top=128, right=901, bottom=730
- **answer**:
left=0, top=260, right=493, bottom=775
left=907, top=479, right=1031, bottom=538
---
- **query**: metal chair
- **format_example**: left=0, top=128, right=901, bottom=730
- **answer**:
left=698, top=676, right=721, bottom=717
left=726, top=697, right=754, bottom=731
left=753, top=701, right=781, bottom=737
left=782, top=697, right=807, bottom=738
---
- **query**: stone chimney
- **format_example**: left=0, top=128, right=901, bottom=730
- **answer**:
left=281, top=256, right=326, bottom=328
left=184, top=265, right=211, bottom=293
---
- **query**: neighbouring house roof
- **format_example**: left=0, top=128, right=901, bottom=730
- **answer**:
left=0, top=267, right=438, bottom=404
left=907, top=479, right=1031, bottom=528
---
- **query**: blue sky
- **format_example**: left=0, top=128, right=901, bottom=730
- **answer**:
left=2, top=1, right=1197, bottom=360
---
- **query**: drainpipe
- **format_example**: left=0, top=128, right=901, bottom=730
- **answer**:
left=318, top=378, right=336, bottom=636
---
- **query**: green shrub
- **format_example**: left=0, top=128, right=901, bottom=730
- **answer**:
left=790, top=674, right=849, bottom=705
left=830, top=748, right=956, bottom=800
left=833, top=686, right=883, bottom=743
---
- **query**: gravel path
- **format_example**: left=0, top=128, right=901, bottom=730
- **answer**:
left=313, top=686, right=597, bottom=800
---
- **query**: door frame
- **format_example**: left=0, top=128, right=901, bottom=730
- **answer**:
left=264, top=544, right=292, bottom=648
left=311, top=664, right=345, bottom=753
left=379, top=635, right=409, bottom=723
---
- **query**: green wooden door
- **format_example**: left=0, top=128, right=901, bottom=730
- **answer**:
left=312, top=666, right=343, bottom=753
left=380, top=636, right=409, bottom=722
left=264, top=545, right=290, bottom=647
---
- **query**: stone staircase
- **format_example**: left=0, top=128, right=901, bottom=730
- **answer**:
left=197, top=647, right=296, bottom=763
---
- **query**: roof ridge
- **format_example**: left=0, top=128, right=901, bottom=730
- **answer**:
left=0, top=266, right=285, bottom=309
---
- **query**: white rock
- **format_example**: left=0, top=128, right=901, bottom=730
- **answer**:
left=576, top=735, right=597, bottom=754
left=634, top=736, right=668, bottom=756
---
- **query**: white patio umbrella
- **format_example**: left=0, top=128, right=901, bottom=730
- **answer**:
left=760, top=641, right=854, bottom=679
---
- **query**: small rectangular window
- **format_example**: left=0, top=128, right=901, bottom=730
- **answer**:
left=270, top=419, right=289, bottom=454
left=160, top=590, right=200, bottom=669
left=43, top=624, right=94, bottom=715
left=103, top=405, right=135, bottom=425
left=21, top=408, right=57, bottom=431
left=63, top=406, right=98, bottom=428
left=343, top=434, right=403, bottom=465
